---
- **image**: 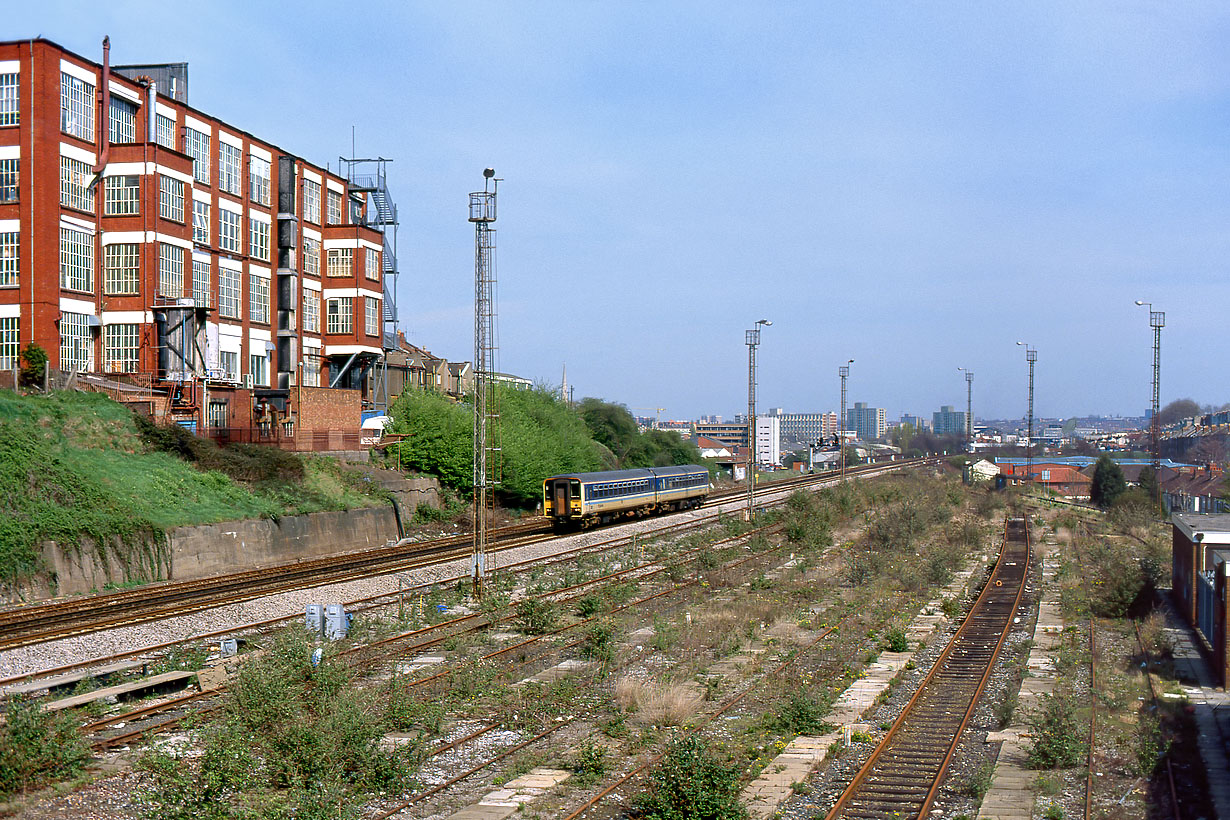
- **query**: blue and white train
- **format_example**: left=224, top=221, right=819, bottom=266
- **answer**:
left=543, top=465, right=711, bottom=529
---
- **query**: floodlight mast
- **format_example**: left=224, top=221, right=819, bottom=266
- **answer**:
left=958, top=367, right=974, bottom=449
left=839, top=360, right=853, bottom=479
left=1017, top=342, right=1036, bottom=488
left=469, top=169, right=500, bottom=598
left=1136, top=300, right=1164, bottom=493
left=745, top=320, right=771, bottom=520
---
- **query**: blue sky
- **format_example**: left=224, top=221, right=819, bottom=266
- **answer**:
left=17, top=2, right=1230, bottom=421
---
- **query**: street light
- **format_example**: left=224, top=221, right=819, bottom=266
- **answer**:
left=839, top=359, right=853, bottom=479
left=957, top=367, right=974, bottom=450
left=1016, top=342, right=1036, bottom=487
left=1135, top=300, right=1165, bottom=482
left=746, top=319, right=771, bottom=521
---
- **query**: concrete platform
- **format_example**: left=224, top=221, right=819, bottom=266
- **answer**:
left=440, top=767, right=571, bottom=820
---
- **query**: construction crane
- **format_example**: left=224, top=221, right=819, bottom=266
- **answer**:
left=633, top=407, right=667, bottom=430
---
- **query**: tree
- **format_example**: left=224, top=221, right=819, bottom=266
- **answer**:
left=18, top=343, right=46, bottom=387
left=1090, top=455, right=1127, bottom=509
left=1137, top=465, right=1159, bottom=502
left=891, top=422, right=916, bottom=452
left=1157, top=398, right=1201, bottom=427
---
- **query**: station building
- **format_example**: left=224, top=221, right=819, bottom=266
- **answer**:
left=0, top=38, right=397, bottom=446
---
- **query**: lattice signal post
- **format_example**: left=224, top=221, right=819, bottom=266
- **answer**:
left=469, top=169, right=500, bottom=597
left=1017, top=342, right=1036, bottom=486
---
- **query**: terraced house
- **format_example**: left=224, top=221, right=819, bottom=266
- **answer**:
left=0, top=37, right=399, bottom=446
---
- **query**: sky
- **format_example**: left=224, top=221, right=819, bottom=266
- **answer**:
left=16, top=2, right=1230, bottom=422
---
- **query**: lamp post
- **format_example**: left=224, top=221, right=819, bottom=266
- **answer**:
left=1016, top=342, right=1036, bottom=487
left=1135, top=300, right=1164, bottom=482
left=957, top=367, right=974, bottom=450
left=839, top=360, right=853, bottom=479
left=745, top=319, right=771, bottom=520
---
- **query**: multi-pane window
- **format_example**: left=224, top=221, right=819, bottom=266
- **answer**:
left=103, top=243, right=139, bottom=294
left=248, top=271, right=269, bottom=323
left=207, top=400, right=228, bottom=427
left=59, top=311, right=92, bottom=372
left=302, top=179, right=321, bottom=224
left=325, top=297, right=353, bottom=334
left=249, top=217, right=270, bottom=262
left=59, top=226, right=93, bottom=291
left=302, top=356, right=320, bottom=387
left=365, top=296, right=379, bottom=336
left=0, top=317, right=17, bottom=370
left=103, top=174, right=139, bottom=215
left=219, top=350, right=238, bottom=381
left=155, top=114, right=175, bottom=150
left=218, top=265, right=241, bottom=318
left=103, top=323, right=139, bottom=373
left=193, top=200, right=210, bottom=244
left=326, top=247, right=352, bottom=277
left=365, top=247, right=380, bottom=281
left=60, top=73, right=94, bottom=141
left=159, top=175, right=185, bottom=222
left=0, top=158, right=16, bottom=202
left=0, top=74, right=18, bottom=127
left=192, top=258, right=211, bottom=307
left=218, top=142, right=242, bottom=195
left=302, top=236, right=320, bottom=276
left=60, top=156, right=94, bottom=211
left=248, top=155, right=270, bottom=206
left=184, top=128, right=210, bottom=184
left=109, top=97, right=136, bottom=144
left=0, top=232, right=17, bottom=287
left=249, top=353, right=269, bottom=387
left=302, top=289, right=319, bottom=333
left=219, top=209, right=241, bottom=252
left=326, top=189, right=343, bottom=224
left=159, top=243, right=184, bottom=298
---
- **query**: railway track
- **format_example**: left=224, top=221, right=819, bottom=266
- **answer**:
left=0, top=457, right=929, bottom=653
left=822, top=515, right=1032, bottom=820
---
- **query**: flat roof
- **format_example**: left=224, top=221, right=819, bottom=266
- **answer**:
left=1172, top=513, right=1230, bottom=543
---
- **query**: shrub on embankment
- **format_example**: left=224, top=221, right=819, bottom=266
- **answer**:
left=0, top=391, right=390, bottom=586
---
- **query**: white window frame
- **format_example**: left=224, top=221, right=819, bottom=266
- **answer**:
left=155, top=113, right=175, bottom=150
left=59, top=225, right=93, bottom=292
left=248, top=154, right=270, bottom=207
left=59, top=311, right=92, bottom=372
left=218, top=265, right=241, bottom=319
left=60, top=155, right=94, bottom=211
left=0, top=231, right=17, bottom=288
left=159, top=242, right=185, bottom=298
left=103, top=243, right=139, bottom=295
left=60, top=72, right=94, bottom=141
left=365, top=296, right=379, bottom=336
left=0, top=158, right=17, bottom=203
left=249, top=352, right=269, bottom=387
left=326, top=189, right=343, bottom=225
left=302, top=179, right=321, bottom=224
left=0, top=73, right=18, bottom=127
left=365, top=247, right=380, bottom=281
left=219, top=209, right=241, bottom=253
left=184, top=127, right=210, bottom=184
left=326, top=247, right=352, bottom=278
left=302, top=235, right=320, bottom=276
left=248, top=216, right=270, bottom=262
left=326, top=296, right=353, bottom=334
left=301, top=355, right=320, bottom=387
left=0, top=316, right=17, bottom=369
left=219, top=350, right=238, bottom=381
left=193, top=199, right=210, bottom=244
left=109, top=96, right=136, bottom=144
left=103, top=174, right=139, bottom=215
left=218, top=142, right=242, bottom=195
left=103, top=323, right=140, bottom=373
left=302, top=288, right=319, bottom=333
left=248, top=271, right=270, bottom=324
left=192, top=258, right=211, bottom=307
left=159, top=175, right=185, bottom=222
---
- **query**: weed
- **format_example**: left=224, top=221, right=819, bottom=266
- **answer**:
left=514, top=598, right=556, bottom=634
left=884, top=627, right=909, bottom=653
left=1043, top=803, right=1065, bottom=820
left=632, top=734, right=748, bottom=819
left=570, top=740, right=608, bottom=788
left=849, top=730, right=873, bottom=744
left=961, top=759, right=996, bottom=799
left=582, top=621, right=616, bottom=665
left=0, top=695, right=90, bottom=799
left=790, top=780, right=812, bottom=794
left=1026, top=691, right=1087, bottom=769
left=766, top=692, right=829, bottom=735
left=576, top=594, right=604, bottom=618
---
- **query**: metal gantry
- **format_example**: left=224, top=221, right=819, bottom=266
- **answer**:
left=958, top=367, right=974, bottom=450
left=469, top=169, right=500, bottom=597
left=745, top=320, right=771, bottom=520
left=839, top=360, right=853, bottom=479
left=1136, top=300, right=1165, bottom=476
left=1017, top=342, right=1036, bottom=486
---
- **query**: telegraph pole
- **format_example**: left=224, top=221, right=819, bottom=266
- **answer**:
left=745, top=319, right=771, bottom=520
left=958, top=367, right=974, bottom=450
left=839, top=360, right=853, bottom=479
left=469, top=169, right=499, bottom=597
left=1017, top=342, right=1036, bottom=487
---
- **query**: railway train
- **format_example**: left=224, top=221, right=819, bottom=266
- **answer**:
left=543, top=465, right=711, bottom=529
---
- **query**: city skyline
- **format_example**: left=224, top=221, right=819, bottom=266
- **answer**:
left=10, top=3, right=1230, bottom=420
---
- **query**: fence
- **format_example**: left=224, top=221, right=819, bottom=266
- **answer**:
left=204, top=427, right=363, bottom=452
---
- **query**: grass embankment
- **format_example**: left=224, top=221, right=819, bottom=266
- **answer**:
left=0, top=391, right=390, bottom=585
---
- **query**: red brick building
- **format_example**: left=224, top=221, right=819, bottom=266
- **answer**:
left=1171, top=513, right=1230, bottom=687
left=0, top=37, right=392, bottom=442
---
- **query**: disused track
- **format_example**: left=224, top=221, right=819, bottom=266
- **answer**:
left=0, top=458, right=928, bottom=652
left=822, top=515, right=1032, bottom=820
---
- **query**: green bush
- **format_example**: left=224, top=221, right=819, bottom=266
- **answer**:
left=0, top=695, right=90, bottom=799
left=1026, top=691, right=1087, bottom=769
left=633, top=734, right=748, bottom=820
left=581, top=621, right=616, bottom=664
left=884, top=627, right=909, bottom=653
left=570, top=739, right=609, bottom=787
left=766, top=692, right=829, bottom=735
left=514, top=598, right=558, bottom=635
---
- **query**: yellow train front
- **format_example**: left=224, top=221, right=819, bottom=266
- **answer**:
left=543, top=465, right=710, bottom=530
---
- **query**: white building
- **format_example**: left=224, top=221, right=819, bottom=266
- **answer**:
left=755, top=415, right=781, bottom=465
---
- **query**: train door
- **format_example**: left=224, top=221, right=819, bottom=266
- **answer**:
left=552, top=479, right=570, bottom=518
